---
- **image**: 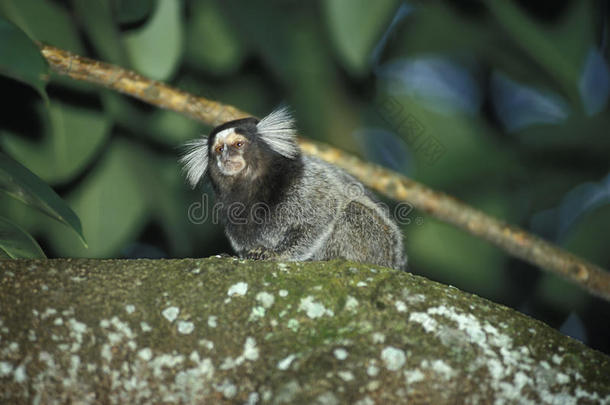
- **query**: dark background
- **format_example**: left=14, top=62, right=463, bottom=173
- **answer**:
left=1, top=0, right=609, bottom=354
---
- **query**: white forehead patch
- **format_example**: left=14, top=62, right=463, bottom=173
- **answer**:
left=215, top=127, right=235, bottom=142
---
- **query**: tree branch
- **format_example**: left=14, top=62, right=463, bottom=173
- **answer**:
left=39, top=44, right=610, bottom=301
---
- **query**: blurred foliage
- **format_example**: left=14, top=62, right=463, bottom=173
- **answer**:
left=0, top=148, right=85, bottom=257
left=0, top=14, right=48, bottom=100
left=0, top=216, right=45, bottom=258
left=0, top=0, right=609, bottom=351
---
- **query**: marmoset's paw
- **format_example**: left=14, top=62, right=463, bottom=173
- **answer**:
left=245, top=247, right=277, bottom=261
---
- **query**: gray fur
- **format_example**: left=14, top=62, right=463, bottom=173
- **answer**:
left=226, top=155, right=407, bottom=270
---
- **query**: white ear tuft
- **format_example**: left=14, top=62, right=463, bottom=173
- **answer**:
left=256, top=107, right=300, bottom=159
left=179, top=137, right=209, bottom=188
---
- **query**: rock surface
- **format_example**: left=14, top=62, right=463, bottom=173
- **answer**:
left=0, top=257, right=609, bottom=404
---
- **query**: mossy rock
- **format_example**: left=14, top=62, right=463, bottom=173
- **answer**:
left=0, top=258, right=608, bottom=404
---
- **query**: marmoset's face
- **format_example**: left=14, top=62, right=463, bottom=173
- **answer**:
left=211, top=127, right=249, bottom=176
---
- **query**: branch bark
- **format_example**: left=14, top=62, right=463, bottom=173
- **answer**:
left=1, top=258, right=608, bottom=404
left=38, top=44, right=610, bottom=302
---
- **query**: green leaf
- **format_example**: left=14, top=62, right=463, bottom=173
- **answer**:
left=120, top=145, right=198, bottom=256
left=536, top=204, right=609, bottom=311
left=486, top=2, right=584, bottom=105
left=46, top=140, right=149, bottom=258
left=220, top=2, right=355, bottom=144
left=376, top=96, right=516, bottom=187
left=537, top=274, right=589, bottom=313
left=111, top=0, right=157, bottom=25
left=563, top=205, right=610, bottom=273
left=0, top=216, right=45, bottom=258
left=0, top=15, right=48, bottom=99
left=186, top=0, right=243, bottom=74
left=324, top=0, right=399, bottom=75
left=102, top=92, right=200, bottom=146
left=0, top=151, right=86, bottom=246
left=123, top=0, right=183, bottom=80
left=0, top=0, right=83, bottom=53
left=1, top=101, right=110, bottom=184
left=71, top=0, right=128, bottom=65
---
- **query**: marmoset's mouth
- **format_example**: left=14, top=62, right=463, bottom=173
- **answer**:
left=218, top=159, right=245, bottom=176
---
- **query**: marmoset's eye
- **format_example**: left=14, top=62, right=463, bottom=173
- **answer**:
left=234, top=141, right=244, bottom=148
left=215, top=145, right=224, bottom=154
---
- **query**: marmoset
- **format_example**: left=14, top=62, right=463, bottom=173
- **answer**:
left=180, top=108, right=406, bottom=270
